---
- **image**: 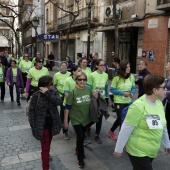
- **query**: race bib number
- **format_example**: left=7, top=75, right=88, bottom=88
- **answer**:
left=146, top=115, right=163, bottom=129
left=0, top=74, right=3, bottom=78
left=26, top=70, right=29, bottom=73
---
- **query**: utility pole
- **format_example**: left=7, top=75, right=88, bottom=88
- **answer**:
left=113, top=0, right=119, bottom=58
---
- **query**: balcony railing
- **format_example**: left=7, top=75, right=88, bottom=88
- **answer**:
left=157, top=0, right=170, bottom=10
left=57, top=7, right=98, bottom=30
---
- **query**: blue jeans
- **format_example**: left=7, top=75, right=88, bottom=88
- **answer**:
left=110, top=103, right=129, bottom=132
left=9, top=83, right=20, bottom=103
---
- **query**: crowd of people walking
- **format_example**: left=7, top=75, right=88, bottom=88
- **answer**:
left=1, top=50, right=170, bottom=170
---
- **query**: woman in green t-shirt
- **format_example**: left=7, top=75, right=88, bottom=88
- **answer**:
left=108, top=60, right=136, bottom=140
left=19, top=54, right=32, bottom=88
left=114, top=75, right=170, bottom=170
left=62, top=65, right=82, bottom=140
left=64, top=72, right=98, bottom=169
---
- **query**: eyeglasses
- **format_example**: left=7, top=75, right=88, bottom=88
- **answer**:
left=38, top=60, right=43, bottom=63
left=99, top=65, right=105, bottom=66
left=77, top=78, right=87, bottom=82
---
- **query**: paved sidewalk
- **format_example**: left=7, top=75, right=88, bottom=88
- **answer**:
left=0, top=71, right=170, bottom=170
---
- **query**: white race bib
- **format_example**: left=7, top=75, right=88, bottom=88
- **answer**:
left=146, top=114, right=163, bottom=129
left=0, top=74, right=3, bottom=78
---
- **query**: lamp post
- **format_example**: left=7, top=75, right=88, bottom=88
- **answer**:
left=16, top=28, right=20, bottom=57
left=86, top=0, right=94, bottom=60
left=32, top=17, right=39, bottom=57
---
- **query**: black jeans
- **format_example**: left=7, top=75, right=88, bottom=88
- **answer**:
left=0, top=82, right=5, bottom=100
left=128, top=153, right=154, bottom=170
left=110, top=103, right=129, bottom=132
left=9, top=83, right=20, bottom=103
left=73, top=123, right=92, bottom=161
left=22, top=72, right=27, bottom=88
left=60, top=96, right=70, bottom=134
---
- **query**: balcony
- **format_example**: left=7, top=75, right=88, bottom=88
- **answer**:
left=157, top=0, right=170, bottom=11
left=57, top=7, right=99, bottom=30
left=47, top=20, right=58, bottom=33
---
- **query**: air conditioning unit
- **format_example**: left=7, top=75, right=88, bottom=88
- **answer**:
left=105, top=5, right=122, bottom=19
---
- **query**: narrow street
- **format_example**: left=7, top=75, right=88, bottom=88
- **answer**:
left=0, top=71, right=170, bottom=170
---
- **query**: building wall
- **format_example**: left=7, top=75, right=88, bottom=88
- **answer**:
left=142, top=16, right=169, bottom=76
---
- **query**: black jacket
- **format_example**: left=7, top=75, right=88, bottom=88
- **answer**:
left=29, top=89, right=62, bottom=141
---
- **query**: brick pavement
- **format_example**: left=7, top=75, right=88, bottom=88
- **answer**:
left=0, top=70, right=170, bottom=170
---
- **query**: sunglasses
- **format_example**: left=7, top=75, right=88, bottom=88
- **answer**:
left=38, top=60, right=43, bottom=63
left=77, top=78, right=87, bottom=82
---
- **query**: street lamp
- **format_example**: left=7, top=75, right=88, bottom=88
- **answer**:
left=86, top=0, right=94, bottom=60
left=32, top=17, right=39, bottom=57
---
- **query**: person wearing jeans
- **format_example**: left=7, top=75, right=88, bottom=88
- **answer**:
left=29, top=76, right=62, bottom=170
left=108, top=60, right=136, bottom=140
left=6, top=60, right=24, bottom=106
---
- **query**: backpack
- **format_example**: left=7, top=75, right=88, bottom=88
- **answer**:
left=121, top=102, right=133, bottom=125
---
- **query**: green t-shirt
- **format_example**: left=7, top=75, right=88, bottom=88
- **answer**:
left=19, top=60, right=32, bottom=73
left=88, top=71, right=108, bottom=98
left=27, top=67, right=49, bottom=87
left=0, top=66, right=4, bottom=82
left=32, top=57, right=46, bottom=67
left=66, top=86, right=92, bottom=126
left=63, top=76, right=76, bottom=106
left=125, top=95, right=166, bottom=158
left=12, top=68, right=17, bottom=83
left=111, top=74, right=135, bottom=103
left=82, top=67, right=92, bottom=84
left=19, top=56, right=23, bottom=62
left=53, top=71, right=71, bottom=96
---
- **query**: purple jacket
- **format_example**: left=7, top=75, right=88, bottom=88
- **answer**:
left=6, top=67, right=24, bottom=87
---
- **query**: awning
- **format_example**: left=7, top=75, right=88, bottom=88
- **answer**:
left=97, top=22, right=144, bottom=32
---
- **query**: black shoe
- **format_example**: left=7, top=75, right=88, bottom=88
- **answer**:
left=78, top=159, right=85, bottom=168
left=17, top=103, right=21, bottom=106
left=11, top=99, right=14, bottom=102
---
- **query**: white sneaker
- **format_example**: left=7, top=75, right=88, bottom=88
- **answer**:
left=64, top=132, right=70, bottom=140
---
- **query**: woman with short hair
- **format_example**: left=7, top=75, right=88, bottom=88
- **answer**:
left=29, top=75, right=61, bottom=170
left=64, top=72, right=97, bottom=168
left=114, top=74, right=170, bottom=170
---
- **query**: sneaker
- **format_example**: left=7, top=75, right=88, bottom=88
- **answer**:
left=17, top=103, right=21, bottom=106
left=78, top=159, right=85, bottom=168
left=64, top=132, right=70, bottom=140
left=108, top=130, right=117, bottom=140
left=83, top=137, right=92, bottom=146
left=94, top=136, right=102, bottom=144
left=1, top=100, right=4, bottom=103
